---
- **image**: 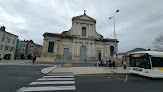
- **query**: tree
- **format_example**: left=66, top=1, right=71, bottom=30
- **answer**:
left=153, top=34, right=163, bottom=51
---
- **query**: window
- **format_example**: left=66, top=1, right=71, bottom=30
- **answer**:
left=82, top=27, right=86, bottom=37
left=8, top=39, right=10, bottom=43
left=48, top=42, right=54, bottom=52
left=151, top=57, right=163, bottom=67
left=13, top=40, right=15, bottom=44
left=5, top=46, right=9, bottom=51
left=13, top=47, right=15, bottom=51
left=10, top=47, right=15, bottom=51
left=130, top=54, right=151, bottom=69
left=0, top=45, right=3, bottom=50
left=110, top=46, right=114, bottom=56
left=2, top=37, right=5, bottom=42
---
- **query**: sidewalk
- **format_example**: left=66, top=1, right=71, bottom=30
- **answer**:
left=41, top=66, right=130, bottom=75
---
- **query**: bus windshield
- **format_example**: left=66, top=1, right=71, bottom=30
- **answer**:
left=151, top=57, right=163, bottom=67
left=130, top=53, right=151, bottom=69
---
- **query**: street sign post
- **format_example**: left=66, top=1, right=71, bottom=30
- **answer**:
left=114, top=52, right=116, bottom=58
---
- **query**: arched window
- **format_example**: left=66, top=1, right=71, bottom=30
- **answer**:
left=82, top=27, right=86, bottom=37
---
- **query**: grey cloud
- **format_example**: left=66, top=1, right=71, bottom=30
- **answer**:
left=0, top=0, right=163, bottom=52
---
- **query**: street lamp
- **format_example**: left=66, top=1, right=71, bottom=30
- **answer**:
left=109, top=10, right=119, bottom=67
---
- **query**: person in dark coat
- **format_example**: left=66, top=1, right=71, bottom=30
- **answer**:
left=33, top=56, right=36, bottom=65
left=112, top=60, right=115, bottom=69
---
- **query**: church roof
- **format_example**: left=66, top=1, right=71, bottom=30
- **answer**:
left=127, top=48, right=148, bottom=52
left=72, top=13, right=96, bottom=22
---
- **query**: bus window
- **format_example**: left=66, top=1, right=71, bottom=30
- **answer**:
left=139, top=58, right=151, bottom=69
left=151, top=57, right=163, bottom=67
left=130, top=55, right=151, bottom=69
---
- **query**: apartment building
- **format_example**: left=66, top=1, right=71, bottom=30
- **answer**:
left=0, top=26, right=18, bottom=60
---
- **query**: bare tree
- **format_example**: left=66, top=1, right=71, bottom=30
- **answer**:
left=153, top=34, right=163, bottom=51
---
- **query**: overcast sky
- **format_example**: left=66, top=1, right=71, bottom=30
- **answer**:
left=0, top=0, right=163, bottom=53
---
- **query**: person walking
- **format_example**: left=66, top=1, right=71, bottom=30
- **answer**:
left=123, top=59, right=127, bottom=69
left=97, top=60, right=100, bottom=68
left=33, top=56, right=36, bottom=65
left=112, top=60, right=115, bottom=69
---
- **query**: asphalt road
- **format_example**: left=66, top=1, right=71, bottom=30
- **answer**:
left=75, top=74, right=163, bottom=92
left=1, top=61, right=163, bottom=92
left=0, top=65, right=45, bottom=92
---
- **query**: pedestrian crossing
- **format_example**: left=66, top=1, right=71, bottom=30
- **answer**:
left=20, top=63, right=62, bottom=67
left=16, top=72, right=76, bottom=92
left=33, top=64, right=62, bottom=67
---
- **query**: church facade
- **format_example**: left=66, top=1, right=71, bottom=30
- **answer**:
left=42, top=13, right=119, bottom=61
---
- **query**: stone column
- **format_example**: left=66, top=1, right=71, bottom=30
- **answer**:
left=89, top=24, right=90, bottom=37
left=76, top=23, right=78, bottom=36
left=93, top=24, right=95, bottom=37
left=93, top=43, right=95, bottom=59
left=72, top=22, right=75, bottom=35
left=78, top=23, right=80, bottom=36
left=88, top=43, right=91, bottom=58
left=72, top=41, right=75, bottom=59
left=74, top=23, right=77, bottom=35
left=87, top=24, right=89, bottom=37
left=77, top=42, right=80, bottom=59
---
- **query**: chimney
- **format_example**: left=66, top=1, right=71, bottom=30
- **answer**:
left=1, top=26, right=6, bottom=31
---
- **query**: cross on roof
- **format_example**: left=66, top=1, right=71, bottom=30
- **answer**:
left=84, top=10, right=86, bottom=14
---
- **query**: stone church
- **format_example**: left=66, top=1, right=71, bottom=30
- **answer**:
left=42, top=12, right=119, bottom=61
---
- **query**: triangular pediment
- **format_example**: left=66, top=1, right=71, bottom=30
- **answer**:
left=80, top=16, right=90, bottom=20
left=72, top=13, right=96, bottom=22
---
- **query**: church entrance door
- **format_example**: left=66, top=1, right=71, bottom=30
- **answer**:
left=63, top=48, right=69, bottom=59
left=97, top=50, right=101, bottom=60
left=80, top=46, right=86, bottom=61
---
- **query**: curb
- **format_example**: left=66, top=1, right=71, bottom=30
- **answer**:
left=41, top=66, right=58, bottom=75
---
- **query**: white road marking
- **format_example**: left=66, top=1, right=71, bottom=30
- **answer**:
left=17, top=86, right=76, bottom=92
left=38, top=78, right=74, bottom=81
left=49, top=64, right=53, bottom=66
left=57, top=64, right=61, bottom=67
left=29, top=81, right=75, bottom=85
left=43, top=76, right=74, bottom=78
left=108, top=77, right=111, bottom=79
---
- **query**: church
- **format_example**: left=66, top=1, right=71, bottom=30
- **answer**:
left=42, top=12, right=119, bottom=61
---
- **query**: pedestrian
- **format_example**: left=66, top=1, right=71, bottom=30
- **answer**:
left=112, top=60, right=115, bottom=69
left=33, top=56, right=36, bottom=65
left=97, top=60, right=100, bottom=68
left=123, top=59, right=127, bottom=69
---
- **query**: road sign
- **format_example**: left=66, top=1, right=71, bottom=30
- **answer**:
left=114, top=52, right=116, bottom=58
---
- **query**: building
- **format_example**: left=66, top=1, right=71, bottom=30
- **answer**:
left=42, top=12, right=119, bottom=61
left=0, top=26, right=18, bottom=60
left=33, top=44, right=43, bottom=57
left=17, top=40, right=43, bottom=59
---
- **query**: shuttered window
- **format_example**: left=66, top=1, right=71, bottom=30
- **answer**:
left=48, top=42, right=54, bottom=52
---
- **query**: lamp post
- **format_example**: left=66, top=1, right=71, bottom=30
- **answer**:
left=109, top=10, right=119, bottom=67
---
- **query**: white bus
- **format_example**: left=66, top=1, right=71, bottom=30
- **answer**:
left=129, top=51, right=163, bottom=78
